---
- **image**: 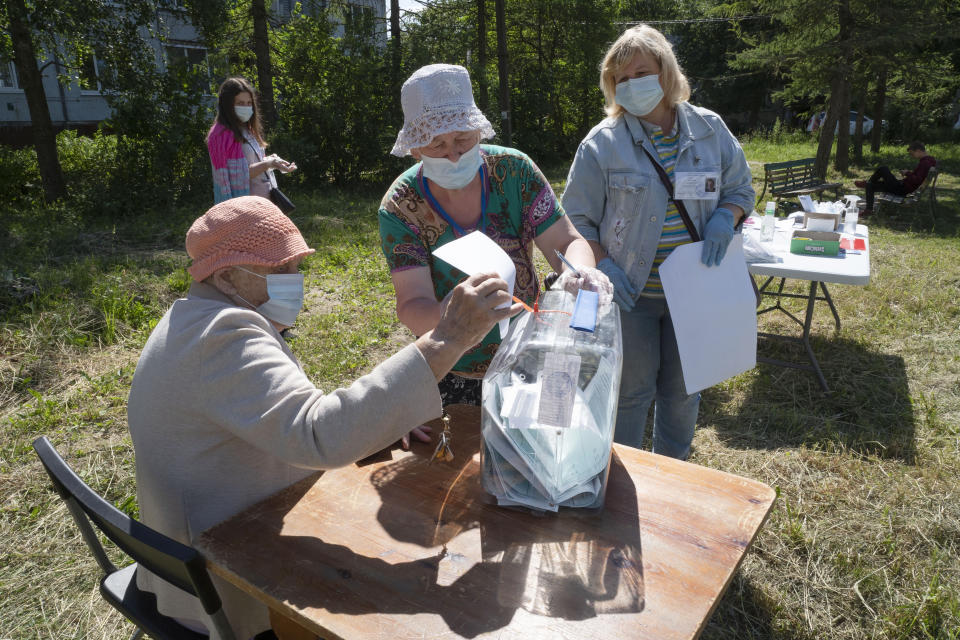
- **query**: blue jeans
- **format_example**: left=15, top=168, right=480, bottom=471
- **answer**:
left=615, top=296, right=700, bottom=459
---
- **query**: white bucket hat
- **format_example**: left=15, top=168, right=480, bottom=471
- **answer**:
left=391, top=64, right=496, bottom=157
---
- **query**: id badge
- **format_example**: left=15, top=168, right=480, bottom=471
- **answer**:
left=674, top=172, right=720, bottom=199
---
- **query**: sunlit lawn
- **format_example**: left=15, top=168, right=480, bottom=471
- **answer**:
left=1, top=136, right=958, bottom=639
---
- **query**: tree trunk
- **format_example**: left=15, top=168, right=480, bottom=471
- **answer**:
left=815, top=73, right=843, bottom=180
left=477, top=0, right=487, bottom=112
left=7, top=0, right=65, bottom=202
left=834, top=79, right=851, bottom=173
left=391, top=0, right=401, bottom=114
left=495, top=0, right=511, bottom=145
left=853, top=86, right=866, bottom=163
left=251, top=0, right=276, bottom=128
left=871, top=66, right=886, bottom=153
left=832, top=0, right=853, bottom=174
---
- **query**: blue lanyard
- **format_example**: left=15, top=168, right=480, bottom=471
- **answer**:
left=422, top=164, right=488, bottom=237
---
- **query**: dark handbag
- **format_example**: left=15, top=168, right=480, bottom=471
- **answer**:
left=639, top=145, right=761, bottom=307
left=269, top=185, right=295, bottom=214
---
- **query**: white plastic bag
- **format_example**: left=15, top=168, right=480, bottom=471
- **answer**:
left=742, top=229, right=780, bottom=264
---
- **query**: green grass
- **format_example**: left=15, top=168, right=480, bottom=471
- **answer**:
left=1, top=140, right=959, bottom=639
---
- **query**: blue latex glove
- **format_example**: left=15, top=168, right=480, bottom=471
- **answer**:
left=701, top=207, right=736, bottom=267
left=597, top=257, right=636, bottom=312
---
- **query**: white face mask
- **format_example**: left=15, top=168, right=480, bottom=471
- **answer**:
left=615, top=75, right=664, bottom=117
left=235, top=267, right=304, bottom=328
left=235, top=105, right=254, bottom=123
left=420, top=143, right=482, bottom=190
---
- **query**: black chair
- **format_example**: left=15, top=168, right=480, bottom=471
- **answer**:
left=32, top=436, right=238, bottom=640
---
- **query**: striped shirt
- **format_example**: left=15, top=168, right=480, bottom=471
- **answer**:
left=642, top=126, right=692, bottom=297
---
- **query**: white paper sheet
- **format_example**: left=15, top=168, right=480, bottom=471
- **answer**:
left=806, top=216, right=836, bottom=232
left=432, top=231, right=516, bottom=338
left=659, top=235, right=757, bottom=394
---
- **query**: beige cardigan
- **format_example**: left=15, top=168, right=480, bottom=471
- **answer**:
left=127, top=282, right=441, bottom=639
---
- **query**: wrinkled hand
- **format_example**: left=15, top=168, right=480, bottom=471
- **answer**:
left=401, top=424, right=432, bottom=450
left=433, top=272, right=523, bottom=349
left=701, top=207, right=735, bottom=267
left=597, top=257, right=636, bottom=312
left=555, top=265, right=614, bottom=307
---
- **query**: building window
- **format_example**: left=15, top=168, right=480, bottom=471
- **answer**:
left=164, top=44, right=211, bottom=92
left=349, top=4, right=374, bottom=23
left=165, top=44, right=208, bottom=71
left=300, top=0, right=328, bottom=17
left=0, top=58, right=17, bottom=89
left=346, top=3, right=375, bottom=36
left=78, top=54, right=106, bottom=93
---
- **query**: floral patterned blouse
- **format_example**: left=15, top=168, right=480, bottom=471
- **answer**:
left=379, top=144, right=564, bottom=376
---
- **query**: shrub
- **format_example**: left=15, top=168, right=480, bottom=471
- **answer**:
left=0, top=145, right=43, bottom=211
left=272, top=7, right=406, bottom=184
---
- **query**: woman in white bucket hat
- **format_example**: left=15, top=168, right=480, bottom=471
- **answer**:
left=379, top=64, right=611, bottom=447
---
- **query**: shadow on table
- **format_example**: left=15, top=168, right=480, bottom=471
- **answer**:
left=273, top=428, right=644, bottom=638
left=705, top=336, right=916, bottom=463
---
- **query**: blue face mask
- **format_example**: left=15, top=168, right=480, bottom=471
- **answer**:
left=419, top=142, right=482, bottom=190
left=235, top=268, right=304, bottom=328
left=614, top=75, right=664, bottom=117
left=235, top=105, right=254, bottom=123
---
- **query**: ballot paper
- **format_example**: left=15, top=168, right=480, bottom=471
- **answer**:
left=433, top=231, right=516, bottom=339
left=659, top=235, right=757, bottom=394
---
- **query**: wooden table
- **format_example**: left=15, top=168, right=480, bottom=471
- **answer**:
left=197, top=405, right=776, bottom=640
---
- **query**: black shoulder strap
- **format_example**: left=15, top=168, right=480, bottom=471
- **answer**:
left=640, top=142, right=760, bottom=306
left=638, top=144, right=700, bottom=242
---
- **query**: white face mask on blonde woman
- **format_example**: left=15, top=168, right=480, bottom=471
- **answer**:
left=615, top=75, right=664, bottom=117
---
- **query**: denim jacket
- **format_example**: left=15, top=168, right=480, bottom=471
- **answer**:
left=561, top=102, right=755, bottom=292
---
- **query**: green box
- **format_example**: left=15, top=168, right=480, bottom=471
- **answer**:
left=790, top=230, right=840, bottom=256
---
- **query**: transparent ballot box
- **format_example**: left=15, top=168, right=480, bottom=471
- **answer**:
left=481, top=289, right=623, bottom=513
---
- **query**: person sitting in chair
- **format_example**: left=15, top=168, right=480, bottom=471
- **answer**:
left=127, top=196, right=521, bottom=639
left=855, top=142, right=936, bottom=216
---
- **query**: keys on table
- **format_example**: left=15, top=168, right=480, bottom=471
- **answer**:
left=430, top=412, right=454, bottom=464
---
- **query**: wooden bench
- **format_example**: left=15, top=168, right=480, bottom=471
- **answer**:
left=757, top=158, right=843, bottom=211
left=874, top=167, right=939, bottom=224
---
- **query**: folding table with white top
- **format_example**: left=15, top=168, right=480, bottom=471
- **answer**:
left=744, top=219, right=870, bottom=392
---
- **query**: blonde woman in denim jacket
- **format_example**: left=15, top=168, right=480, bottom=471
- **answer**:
left=561, top=25, right=754, bottom=460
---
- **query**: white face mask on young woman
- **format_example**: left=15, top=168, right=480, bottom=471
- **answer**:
left=235, top=105, right=254, bottom=123
left=615, top=75, right=664, bottom=117
left=234, top=267, right=304, bottom=328
left=420, top=143, right=483, bottom=190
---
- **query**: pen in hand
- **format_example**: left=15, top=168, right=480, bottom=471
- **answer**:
left=554, top=249, right=581, bottom=278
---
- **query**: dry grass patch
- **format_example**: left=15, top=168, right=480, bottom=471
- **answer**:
left=3, top=157, right=960, bottom=638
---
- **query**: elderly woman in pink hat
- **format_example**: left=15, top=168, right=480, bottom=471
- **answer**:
left=127, top=195, right=520, bottom=640
left=379, top=64, right=611, bottom=446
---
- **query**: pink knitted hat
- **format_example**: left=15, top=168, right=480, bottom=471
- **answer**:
left=186, top=196, right=315, bottom=282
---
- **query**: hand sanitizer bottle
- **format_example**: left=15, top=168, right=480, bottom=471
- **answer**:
left=843, top=196, right=860, bottom=234
left=761, top=201, right=777, bottom=241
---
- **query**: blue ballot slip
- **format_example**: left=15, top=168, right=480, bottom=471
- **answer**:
left=569, top=289, right=599, bottom=333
